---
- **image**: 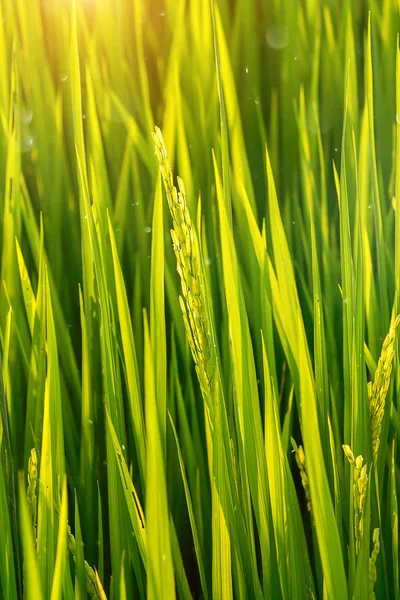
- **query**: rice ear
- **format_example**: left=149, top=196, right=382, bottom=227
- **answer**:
left=152, top=127, right=215, bottom=397
left=369, top=316, right=400, bottom=462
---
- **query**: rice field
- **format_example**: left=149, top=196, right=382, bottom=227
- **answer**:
left=1, top=0, right=400, bottom=598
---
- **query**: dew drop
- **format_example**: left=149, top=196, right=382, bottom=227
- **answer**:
left=144, top=226, right=152, bottom=233
left=21, top=106, right=33, bottom=124
left=21, top=133, right=34, bottom=153
left=266, top=26, right=290, bottom=50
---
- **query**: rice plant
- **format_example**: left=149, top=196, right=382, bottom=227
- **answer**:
left=1, top=0, right=400, bottom=598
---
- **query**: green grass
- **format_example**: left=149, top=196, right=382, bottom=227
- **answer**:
left=1, top=0, right=400, bottom=598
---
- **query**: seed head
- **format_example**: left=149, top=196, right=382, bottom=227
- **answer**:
left=369, top=315, right=400, bottom=463
left=343, top=445, right=368, bottom=555
left=152, top=127, right=214, bottom=395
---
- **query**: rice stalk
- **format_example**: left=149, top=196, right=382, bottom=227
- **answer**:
left=152, top=126, right=214, bottom=397
left=26, top=448, right=38, bottom=541
left=343, top=445, right=368, bottom=555
left=66, top=525, right=107, bottom=600
left=369, top=315, right=400, bottom=463
left=291, top=438, right=313, bottom=519
left=369, top=528, right=380, bottom=600
left=26, top=449, right=107, bottom=598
